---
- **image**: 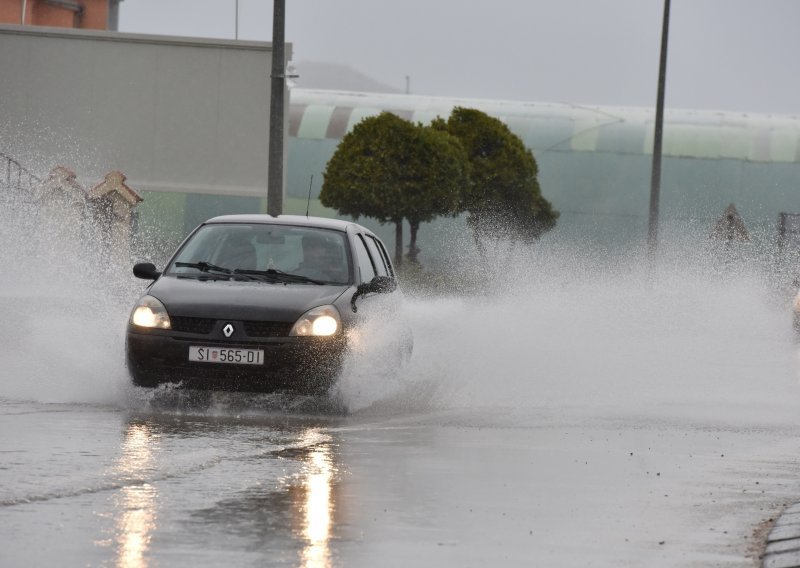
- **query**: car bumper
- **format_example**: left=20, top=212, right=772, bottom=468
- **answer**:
left=126, top=328, right=347, bottom=392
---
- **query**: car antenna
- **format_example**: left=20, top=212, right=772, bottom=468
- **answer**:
left=305, top=174, right=314, bottom=218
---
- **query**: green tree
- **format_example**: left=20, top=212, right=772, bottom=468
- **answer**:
left=320, top=112, right=468, bottom=265
left=434, top=107, right=558, bottom=250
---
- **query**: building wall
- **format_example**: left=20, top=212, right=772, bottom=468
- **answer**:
left=0, top=0, right=109, bottom=29
left=0, top=0, right=24, bottom=24
left=0, top=24, right=290, bottom=247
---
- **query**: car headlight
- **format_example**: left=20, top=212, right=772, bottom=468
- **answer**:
left=130, top=295, right=171, bottom=329
left=290, top=305, right=341, bottom=337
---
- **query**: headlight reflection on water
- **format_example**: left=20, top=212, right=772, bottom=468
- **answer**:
left=105, top=424, right=338, bottom=567
left=299, top=431, right=336, bottom=568
left=113, top=424, right=159, bottom=568
left=116, top=483, right=157, bottom=568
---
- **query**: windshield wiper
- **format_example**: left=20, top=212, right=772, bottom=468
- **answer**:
left=233, top=268, right=325, bottom=285
left=174, top=261, right=232, bottom=274
left=177, top=273, right=231, bottom=281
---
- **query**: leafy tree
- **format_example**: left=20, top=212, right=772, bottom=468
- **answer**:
left=433, top=107, right=558, bottom=250
left=320, top=112, right=468, bottom=265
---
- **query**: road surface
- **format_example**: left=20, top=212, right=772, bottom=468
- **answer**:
left=2, top=236, right=800, bottom=567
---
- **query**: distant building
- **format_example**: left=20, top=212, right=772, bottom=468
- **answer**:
left=289, top=89, right=800, bottom=249
left=0, top=24, right=284, bottom=247
left=0, top=0, right=122, bottom=30
left=3, top=23, right=800, bottom=259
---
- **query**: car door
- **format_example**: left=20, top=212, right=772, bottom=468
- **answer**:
left=350, top=231, right=412, bottom=363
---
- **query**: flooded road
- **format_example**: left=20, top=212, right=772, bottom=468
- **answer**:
left=4, top=390, right=800, bottom=567
left=3, top=217, right=800, bottom=566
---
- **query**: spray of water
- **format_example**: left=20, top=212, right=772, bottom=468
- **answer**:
left=2, top=182, right=798, bottom=424
left=337, top=226, right=800, bottom=425
left=0, top=173, right=141, bottom=405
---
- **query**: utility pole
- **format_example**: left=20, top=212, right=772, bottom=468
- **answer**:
left=267, top=0, right=286, bottom=216
left=648, top=0, right=671, bottom=258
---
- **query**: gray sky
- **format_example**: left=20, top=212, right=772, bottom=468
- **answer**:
left=118, top=0, right=800, bottom=116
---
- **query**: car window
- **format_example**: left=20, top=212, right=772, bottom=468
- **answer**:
left=363, top=235, right=389, bottom=277
left=169, top=225, right=230, bottom=272
left=373, top=237, right=395, bottom=277
left=353, top=235, right=376, bottom=284
left=167, top=224, right=350, bottom=284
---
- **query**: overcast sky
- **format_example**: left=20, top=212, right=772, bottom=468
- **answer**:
left=118, top=0, right=800, bottom=116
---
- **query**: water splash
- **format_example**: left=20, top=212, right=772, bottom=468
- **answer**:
left=335, top=229, right=800, bottom=423
left=2, top=181, right=798, bottom=425
left=0, top=161, right=140, bottom=405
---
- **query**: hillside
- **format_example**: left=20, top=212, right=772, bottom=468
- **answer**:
left=293, top=61, right=403, bottom=94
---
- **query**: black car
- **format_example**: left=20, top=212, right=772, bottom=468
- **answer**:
left=126, top=215, right=410, bottom=393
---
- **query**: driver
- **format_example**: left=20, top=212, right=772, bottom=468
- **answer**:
left=293, top=234, right=346, bottom=281
left=219, top=232, right=258, bottom=271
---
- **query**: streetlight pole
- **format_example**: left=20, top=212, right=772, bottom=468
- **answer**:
left=267, top=0, right=286, bottom=216
left=648, top=0, right=671, bottom=257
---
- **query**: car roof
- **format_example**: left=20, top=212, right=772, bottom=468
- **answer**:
left=203, top=214, right=369, bottom=234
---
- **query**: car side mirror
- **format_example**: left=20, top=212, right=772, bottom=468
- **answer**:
left=351, top=275, right=397, bottom=312
left=133, top=262, right=161, bottom=280
left=366, top=275, right=397, bottom=294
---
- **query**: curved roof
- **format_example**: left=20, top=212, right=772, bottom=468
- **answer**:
left=205, top=214, right=367, bottom=233
left=290, top=88, right=800, bottom=163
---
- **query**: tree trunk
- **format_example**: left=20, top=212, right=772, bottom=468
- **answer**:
left=394, top=219, right=403, bottom=267
left=408, top=219, right=420, bottom=264
left=471, top=215, right=487, bottom=263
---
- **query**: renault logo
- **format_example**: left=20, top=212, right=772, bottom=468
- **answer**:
left=222, top=323, right=235, bottom=338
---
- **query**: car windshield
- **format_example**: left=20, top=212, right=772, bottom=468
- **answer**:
left=167, top=223, right=351, bottom=285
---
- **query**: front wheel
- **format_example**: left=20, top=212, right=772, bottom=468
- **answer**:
left=129, top=368, right=164, bottom=388
left=291, top=365, right=341, bottom=395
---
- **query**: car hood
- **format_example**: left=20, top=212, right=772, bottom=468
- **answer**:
left=148, top=276, right=350, bottom=321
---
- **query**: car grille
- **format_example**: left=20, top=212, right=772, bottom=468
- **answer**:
left=243, top=321, right=294, bottom=337
left=170, top=316, right=216, bottom=334
left=169, top=317, right=293, bottom=337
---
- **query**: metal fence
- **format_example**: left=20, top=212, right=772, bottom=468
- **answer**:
left=0, top=152, right=41, bottom=205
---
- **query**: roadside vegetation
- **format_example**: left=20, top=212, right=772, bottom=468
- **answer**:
left=320, top=112, right=467, bottom=266
left=320, top=107, right=559, bottom=275
left=432, top=108, right=559, bottom=253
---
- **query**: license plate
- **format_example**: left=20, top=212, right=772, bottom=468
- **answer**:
left=189, top=346, right=264, bottom=365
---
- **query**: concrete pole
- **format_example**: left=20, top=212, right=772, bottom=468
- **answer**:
left=267, top=0, right=285, bottom=216
left=108, top=0, right=120, bottom=30
left=647, top=0, right=671, bottom=257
